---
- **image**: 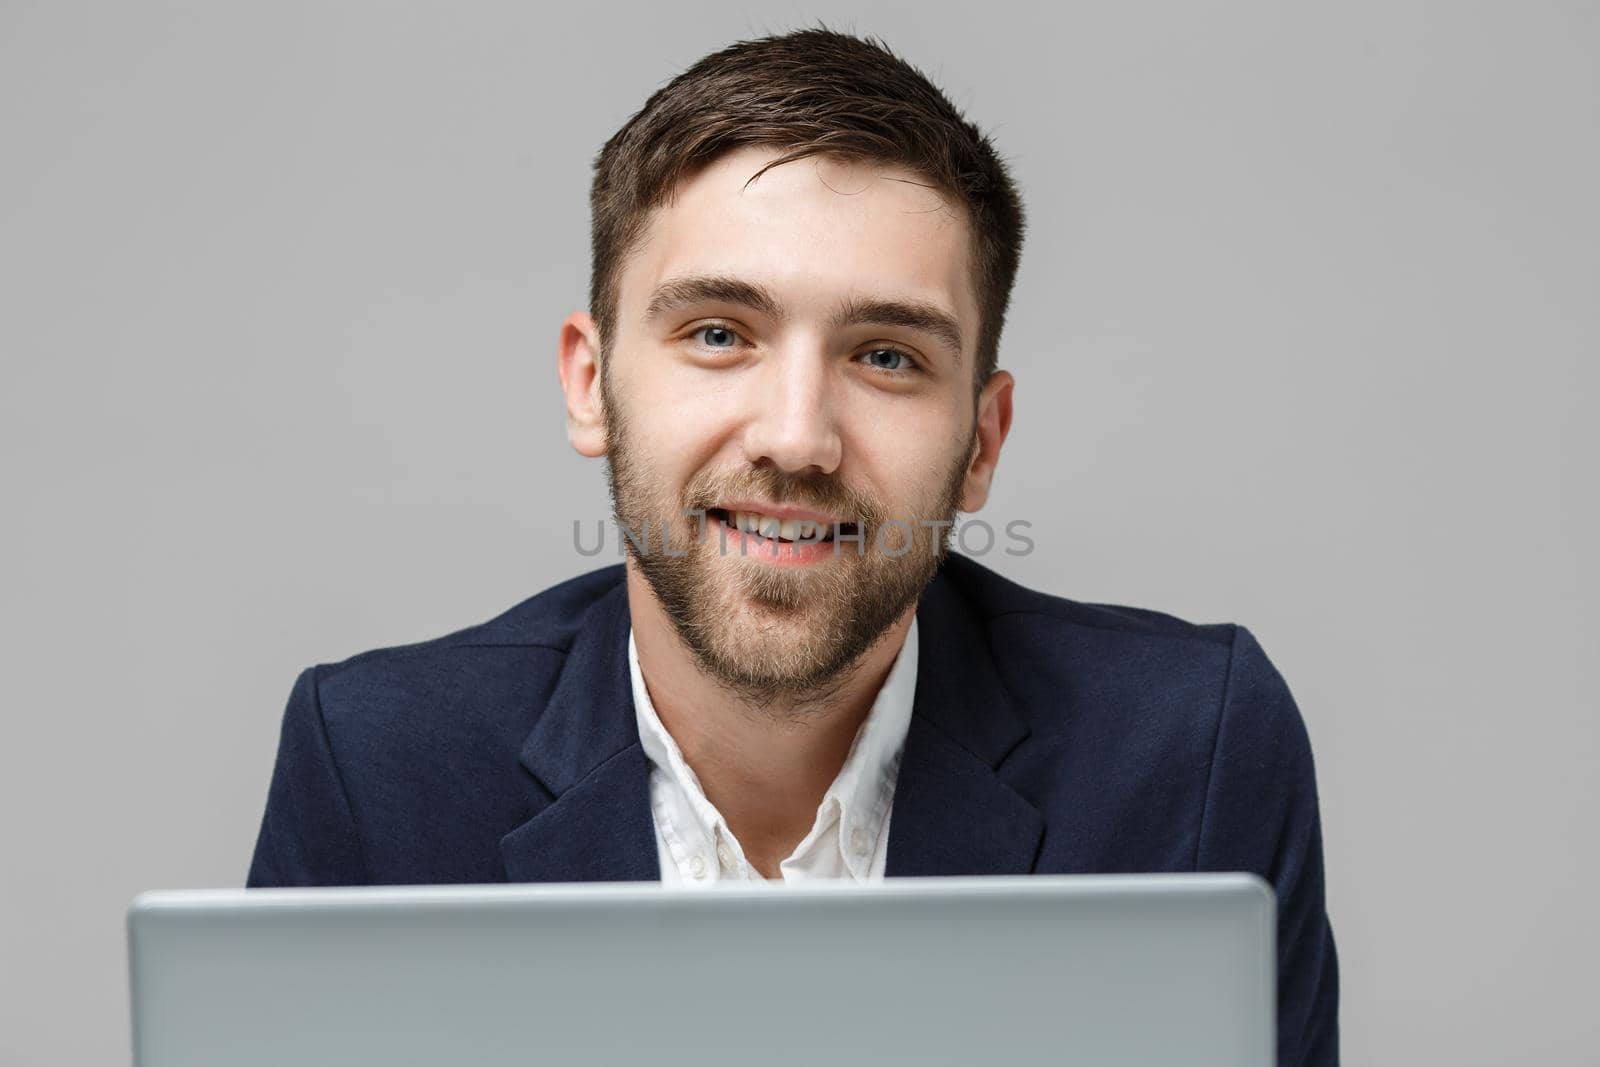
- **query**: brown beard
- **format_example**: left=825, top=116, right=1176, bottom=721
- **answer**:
left=600, top=368, right=973, bottom=708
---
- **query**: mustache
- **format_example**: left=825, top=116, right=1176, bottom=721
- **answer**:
left=683, top=467, right=884, bottom=525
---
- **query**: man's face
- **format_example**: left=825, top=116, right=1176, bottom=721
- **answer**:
left=597, top=146, right=984, bottom=703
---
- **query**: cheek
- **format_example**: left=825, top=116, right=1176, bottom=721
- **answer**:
left=840, top=395, right=969, bottom=494
left=630, top=348, right=750, bottom=415
left=623, top=384, right=744, bottom=485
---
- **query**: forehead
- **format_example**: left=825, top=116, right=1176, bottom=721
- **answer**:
left=616, top=146, right=978, bottom=349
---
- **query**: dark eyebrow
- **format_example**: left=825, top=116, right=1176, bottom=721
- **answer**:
left=645, top=275, right=783, bottom=322
left=829, top=294, right=964, bottom=363
left=643, top=273, right=964, bottom=363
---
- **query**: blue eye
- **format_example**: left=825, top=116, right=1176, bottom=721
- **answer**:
left=688, top=324, right=917, bottom=374
left=858, top=347, right=916, bottom=373
left=693, top=324, right=741, bottom=348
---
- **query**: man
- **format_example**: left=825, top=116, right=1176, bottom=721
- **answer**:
left=248, top=25, right=1339, bottom=1064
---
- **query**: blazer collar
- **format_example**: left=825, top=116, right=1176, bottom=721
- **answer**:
left=499, top=556, right=1046, bottom=884
left=885, top=561, right=1045, bottom=877
left=499, top=580, right=660, bottom=883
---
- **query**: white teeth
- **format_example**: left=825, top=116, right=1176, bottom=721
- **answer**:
left=723, top=510, right=828, bottom=542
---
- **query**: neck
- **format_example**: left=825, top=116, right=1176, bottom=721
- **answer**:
left=626, top=563, right=915, bottom=876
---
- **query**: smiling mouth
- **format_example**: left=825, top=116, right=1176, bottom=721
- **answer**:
left=705, top=508, right=859, bottom=543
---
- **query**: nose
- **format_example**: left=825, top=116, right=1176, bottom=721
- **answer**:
left=739, top=346, right=843, bottom=475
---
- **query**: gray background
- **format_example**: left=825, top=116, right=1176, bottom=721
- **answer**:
left=1, top=2, right=1594, bottom=1064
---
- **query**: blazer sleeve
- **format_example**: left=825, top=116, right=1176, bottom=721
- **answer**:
left=246, top=665, right=369, bottom=887
left=1196, top=626, right=1340, bottom=1067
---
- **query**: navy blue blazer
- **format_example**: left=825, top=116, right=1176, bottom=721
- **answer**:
left=248, top=552, right=1338, bottom=1065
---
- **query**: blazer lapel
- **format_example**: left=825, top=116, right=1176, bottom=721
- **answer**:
left=499, top=580, right=661, bottom=884
left=498, top=555, right=1046, bottom=883
left=886, top=560, right=1046, bottom=877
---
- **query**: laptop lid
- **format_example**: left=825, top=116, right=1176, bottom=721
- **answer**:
left=127, top=874, right=1273, bottom=1066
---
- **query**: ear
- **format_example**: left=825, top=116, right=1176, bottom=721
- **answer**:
left=557, top=311, right=608, bottom=458
left=958, top=369, right=1015, bottom=512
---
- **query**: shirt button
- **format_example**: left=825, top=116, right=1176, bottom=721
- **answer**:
left=849, top=827, right=871, bottom=856
left=688, top=853, right=708, bottom=879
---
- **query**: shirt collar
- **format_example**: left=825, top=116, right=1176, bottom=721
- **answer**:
left=629, top=618, right=919, bottom=881
left=821, top=617, right=918, bottom=876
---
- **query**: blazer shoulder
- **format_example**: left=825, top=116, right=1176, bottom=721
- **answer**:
left=932, top=554, right=1273, bottom=758
left=313, top=563, right=625, bottom=682
left=938, top=552, right=1237, bottom=649
left=249, top=567, right=627, bottom=887
left=290, top=564, right=626, bottom=754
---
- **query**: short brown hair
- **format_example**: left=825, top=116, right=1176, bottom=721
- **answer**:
left=587, top=24, right=1027, bottom=396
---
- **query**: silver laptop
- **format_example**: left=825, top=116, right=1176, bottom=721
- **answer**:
left=127, top=874, right=1274, bottom=1066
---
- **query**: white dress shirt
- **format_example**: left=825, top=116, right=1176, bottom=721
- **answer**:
left=628, top=618, right=919, bottom=886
